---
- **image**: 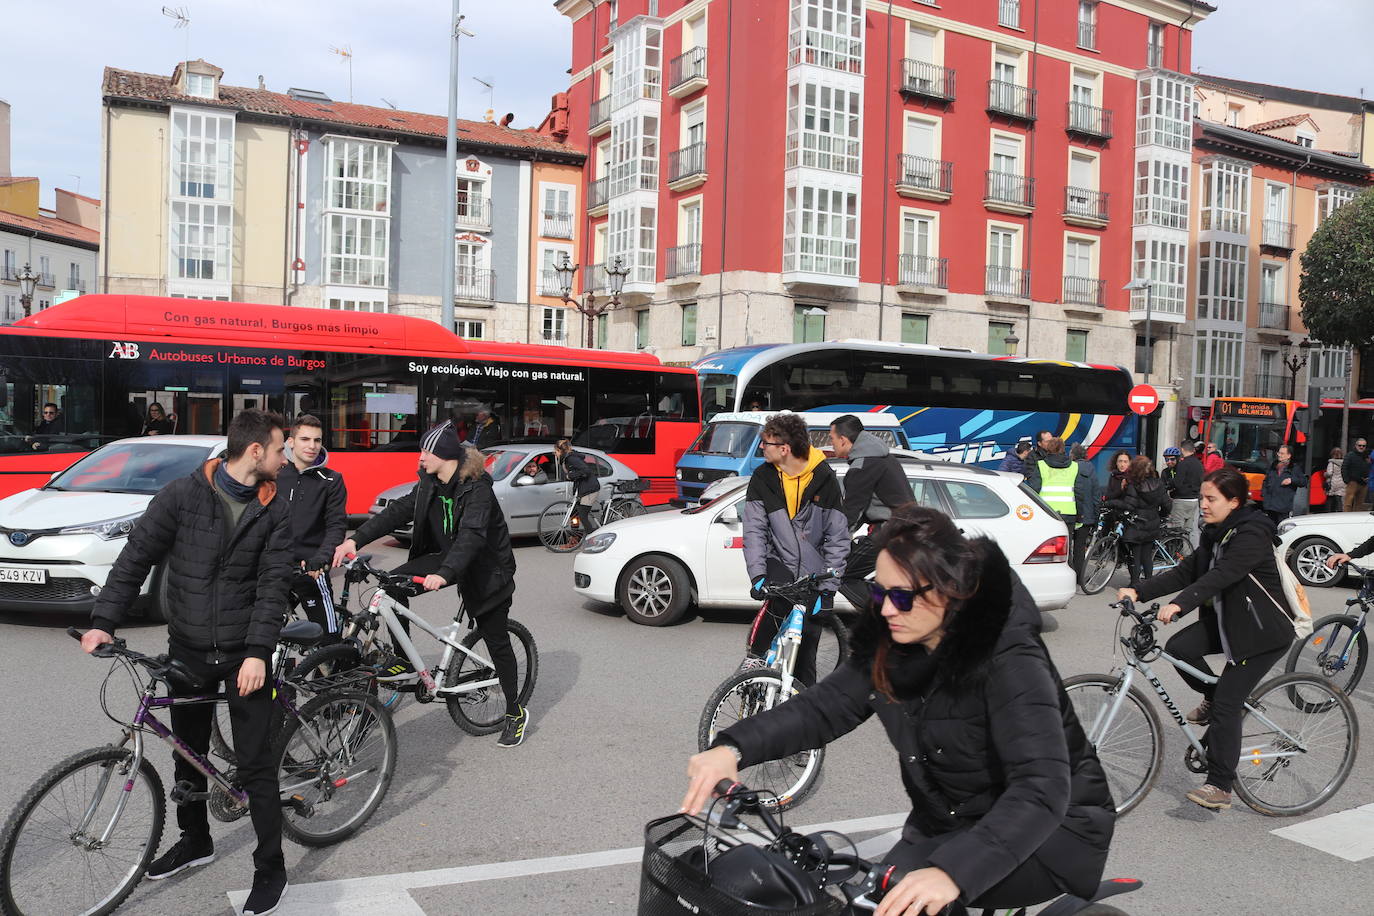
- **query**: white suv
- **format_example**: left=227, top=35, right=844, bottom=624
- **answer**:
left=0, top=436, right=227, bottom=617
left=573, top=458, right=1074, bottom=626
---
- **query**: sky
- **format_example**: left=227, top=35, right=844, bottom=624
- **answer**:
left=3, top=0, right=1373, bottom=211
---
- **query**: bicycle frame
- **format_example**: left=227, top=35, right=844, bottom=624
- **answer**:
left=761, top=601, right=809, bottom=698
left=362, top=588, right=501, bottom=699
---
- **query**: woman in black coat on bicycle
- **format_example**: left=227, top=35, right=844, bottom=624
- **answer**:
left=1118, top=466, right=1295, bottom=811
left=681, top=507, right=1114, bottom=916
left=1105, top=455, right=1171, bottom=588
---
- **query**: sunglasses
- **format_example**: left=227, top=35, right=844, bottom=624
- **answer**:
left=869, top=581, right=937, bottom=612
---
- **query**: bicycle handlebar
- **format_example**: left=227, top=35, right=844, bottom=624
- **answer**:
left=68, top=627, right=197, bottom=687
left=759, top=568, right=840, bottom=597
left=341, top=553, right=426, bottom=595
left=1109, top=598, right=1161, bottom=624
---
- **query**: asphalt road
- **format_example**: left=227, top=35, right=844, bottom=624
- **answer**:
left=1, top=537, right=1372, bottom=915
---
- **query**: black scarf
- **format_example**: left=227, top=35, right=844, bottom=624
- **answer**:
left=214, top=461, right=257, bottom=502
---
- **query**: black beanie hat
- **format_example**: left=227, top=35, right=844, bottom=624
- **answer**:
left=420, top=421, right=465, bottom=460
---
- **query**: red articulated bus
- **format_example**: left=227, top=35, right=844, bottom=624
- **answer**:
left=0, top=295, right=701, bottom=512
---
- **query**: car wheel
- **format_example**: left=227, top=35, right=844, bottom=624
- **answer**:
left=1289, top=537, right=1345, bottom=588
left=617, top=555, right=691, bottom=626
left=143, top=564, right=170, bottom=622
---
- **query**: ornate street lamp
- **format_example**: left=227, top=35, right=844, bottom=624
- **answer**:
left=16, top=264, right=38, bottom=319
left=1281, top=337, right=1312, bottom=401
left=1002, top=331, right=1020, bottom=357
left=554, top=253, right=629, bottom=348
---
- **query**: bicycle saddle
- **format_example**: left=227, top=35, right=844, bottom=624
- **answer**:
left=154, top=655, right=204, bottom=692
left=279, top=619, right=324, bottom=649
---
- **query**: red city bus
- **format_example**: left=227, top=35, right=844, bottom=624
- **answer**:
left=0, top=295, right=701, bottom=511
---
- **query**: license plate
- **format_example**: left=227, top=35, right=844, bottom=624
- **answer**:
left=0, top=567, right=46, bottom=584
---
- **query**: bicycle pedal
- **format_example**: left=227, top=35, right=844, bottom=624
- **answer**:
left=169, top=780, right=212, bottom=806
left=282, top=794, right=315, bottom=817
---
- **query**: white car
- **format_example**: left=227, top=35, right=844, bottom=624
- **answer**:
left=0, top=436, right=227, bottom=617
left=573, top=459, right=1075, bottom=625
left=1278, top=510, right=1374, bottom=587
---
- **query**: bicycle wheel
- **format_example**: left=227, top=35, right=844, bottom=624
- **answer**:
left=0, top=746, right=165, bottom=916
left=276, top=691, right=396, bottom=846
left=443, top=619, right=540, bottom=735
left=812, top=613, right=850, bottom=680
left=697, top=668, right=824, bottom=812
left=1153, top=531, right=1193, bottom=575
left=1233, top=672, right=1358, bottom=817
left=538, top=502, right=580, bottom=552
left=1063, top=674, right=1163, bottom=816
left=1080, top=534, right=1120, bottom=595
left=1285, top=615, right=1368, bottom=700
left=294, top=641, right=402, bottom=709
left=603, top=497, right=645, bottom=524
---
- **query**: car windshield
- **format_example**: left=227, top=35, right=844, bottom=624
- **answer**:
left=683, top=477, right=749, bottom=514
left=48, top=442, right=214, bottom=494
left=483, top=449, right=531, bottom=482
left=686, top=422, right=759, bottom=459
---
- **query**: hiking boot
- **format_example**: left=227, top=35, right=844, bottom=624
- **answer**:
left=1186, top=699, right=1212, bottom=725
left=1186, top=783, right=1232, bottom=810
left=497, top=705, right=529, bottom=748
left=242, top=871, right=289, bottom=915
left=145, top=835, right=215, bottom=880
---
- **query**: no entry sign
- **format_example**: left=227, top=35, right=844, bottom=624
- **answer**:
left=1128, top=384, right=1160, bottom=416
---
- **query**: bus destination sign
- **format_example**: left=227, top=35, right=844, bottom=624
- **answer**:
left=1216, top=400, right=1282, bottom=421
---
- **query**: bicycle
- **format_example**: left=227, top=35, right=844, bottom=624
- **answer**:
left=697, top=571, right=848, bottom=812
left=1064, top=599, right=1358, bottom=817
left=538, top=478, right=649, bottom=552
left=291, top=554, right=538, bottom=735
left=1285, top=560, right=1371, bottom=698
left=0, top=622, right=396, bottom=916
left=1079, top=510, right=1193, bottom=596
left=639, top=779, right=1143, bottom=915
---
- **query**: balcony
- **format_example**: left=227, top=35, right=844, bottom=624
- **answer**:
left=36, top=272, right=55, bottom=289
left=539, top=329, right=569, bottom=346
left=987, top=80, right=1037, bottom=122
left=0, top=266, right=17, bottom=282
left=66, top=279, right=87, bottom=293
left=1261, top=219, right=1296, bottom=251
left=589, top=95, right=611, bottom=137
left=900, top=59, right=956, bottom=103
left=1200, top=208, right=1248, bottom=235
left=541, top=210, right=574, bottom=240
left=998, top=0, right=1020, bottom=28
left=1063, top=186, right=1109, bottom=228
left=897, top=254, right=949, bottom=291
left=1256, top=373, right=1289, bottom=399
left=588, top=177, right=609, bottom=216
left=1258, top=301, right=1290, bottom=331
left=455, top=193, right=491, bottom=230
left=538, top=270, right=566, bottom=298
left=667, top=47, right=708, bottom=98
left=454, top=268, right=496, bottom=303
left=668, top=142, right=707, bottom=191
left=584, top=262, right=607, bottom=292
left=1077, top=21, right=1097, bottom=50
left=666, top=243, right=702, bottom=280
left=1066, top=101, right=1112, bottom=140
left=1063, top=275, right=1105, bottom=307
left=985, top=171, right=1035, bottom=215
left=895, top=155, right=953, bottom=201
left=985, top=265, right=1031, bottom=301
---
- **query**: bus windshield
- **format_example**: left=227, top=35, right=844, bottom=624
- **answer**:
left=1209, top=415, right=1287, bottom=475
left=699, top=374, right=737, bottom=420
left=686, top=421, right=759, bottom=459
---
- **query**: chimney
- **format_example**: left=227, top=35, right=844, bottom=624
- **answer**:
left=0, top=99, right=10, bottom=178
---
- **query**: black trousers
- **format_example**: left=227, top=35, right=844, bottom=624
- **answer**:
left=883, top=829, right=1068, bottom=909
left=1166, top=618, right=1288, bottom=791
left=838, top=535, right=878, bottom=612
left=1123, top=538, right=1155, bottom=588
left=288, top=571, right=340, bottom=640
left=392, top=555, right=521, bottom=716
left=168, top=649, right=284, bottom=878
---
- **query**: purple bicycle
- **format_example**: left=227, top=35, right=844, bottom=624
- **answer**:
left=0, top=621, right=397, bottom=916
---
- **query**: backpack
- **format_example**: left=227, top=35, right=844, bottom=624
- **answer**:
left=1248, top=544, right=1313, bottom=639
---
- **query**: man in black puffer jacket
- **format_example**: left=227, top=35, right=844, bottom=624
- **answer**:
left=829, top=414, right=910, bottom=610
left=277, top=414, right=347, bottom=640
left=82, top=409, right=292, bottom=916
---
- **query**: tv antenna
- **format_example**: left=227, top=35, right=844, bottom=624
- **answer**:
left=329, top=44, right=354, bottom=102
left=161, top=6, right=191, bottom=60
left=472, top=76, right=494, bottom=111
left=380, top=97, right=398, bottom=109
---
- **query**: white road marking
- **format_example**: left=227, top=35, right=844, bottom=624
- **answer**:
left=227, top=812, right=908, bottom=914
left=1271, top=803, right=1374, bottom=862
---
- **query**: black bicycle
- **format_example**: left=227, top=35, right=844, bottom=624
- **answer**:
left=1079, top=509, right=1193, bottom=596
left=1285, top=561, right=1372, bottom=697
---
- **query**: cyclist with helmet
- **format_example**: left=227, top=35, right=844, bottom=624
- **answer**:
left=1164, top=442, right=1203, bottom=545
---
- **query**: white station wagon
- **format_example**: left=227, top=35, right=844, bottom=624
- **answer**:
left=573, top=458, right=1075, bottom=626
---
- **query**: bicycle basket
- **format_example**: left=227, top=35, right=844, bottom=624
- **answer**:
left=639, top=814, right=844, bottom=916
left=616, top=478, right=652, bottom=494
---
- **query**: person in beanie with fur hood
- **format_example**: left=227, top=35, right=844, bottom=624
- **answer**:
left=682, top=505, right=1114, bottom=915
left=336, top=421, right=528, bottom=747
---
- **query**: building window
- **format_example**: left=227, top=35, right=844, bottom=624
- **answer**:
left=987, top=226, right=1020, bottom=292
left=1132, top=159, right=1189, bottom=229
left=1136, top=73, right=1191, bottom=151
left=681, top=302, right=698, bottom=346
left=786, top=82, right=862, bottom=173
left=609, top=111, right=660, bottom=197
left=2, top=249, right=14, bottom=275
left=326, top=214, right=389, bottom=287
left=328, top=139, right=391, bottom=213
left=788, top=0, right=864, bottom=73
left=988, top=321, right=1015, bottom=356
left=1066, top=329, right=1089, bottom=362
left=171, top=201, right=231, bottom=281
left=1200, top=159, right=1250, bottom=234
left=541, top=185, right=574, bottom=239
left=1064, top=237, right=1097, bottom=300
left=900, top=211, right=937, bottom=284
left=783, top=184, right=859, bottom=277
left=1295, top=130, right=1315, bottom=149
left=325, top=295, right=388, bottom=312
left=1317, top=184, right=1358, bottom=223
left=1192, top=329, right=1244, bottom=399
left=1260, top=262, right=1285, bottom=304
left=171, top=110, right=233, bottom=200
left=541, top=306, right=567, bottom=345
left=1310, top=344, right=1352, bottom=392
left=999, top=0, right=1020, bottom=29
left=901, top=312, right=929, bottom=344
left=1077, top=2, right=1097, bottom=49
left=635, top=309, right=650, bottom=349
left=608, top=201, right=657, bottom=286
left=539, top=246, right=572, bottom=296
left=185, top=73, right=216, bottom=98
left=610, top=18, right=662, bottom=111
left=455, top=319, right=485, bottom=339
left=1146, top=22, right=1165, bottom=68
left=597, top=315, right=609, bottom=349
left=455, top=175, right=488, bottom=226
left=1197, top=241, right=1248, bottom=323
left=793, top=305, right=826, bottom=343
left=1131, top=239, right=1187, bottom=317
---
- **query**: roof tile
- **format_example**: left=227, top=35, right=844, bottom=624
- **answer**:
left=1247, top=113, right=1316, bottom=132
left=0, top=209, right=100, bottom=248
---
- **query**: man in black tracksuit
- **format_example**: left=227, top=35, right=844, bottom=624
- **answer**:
left=336, top=421, right=527, bottom=747
left=828, top=414, right=911, bottom=610
left=278, top=415, right=347, bottom=641
left=81, top=409, right=293, bottom=916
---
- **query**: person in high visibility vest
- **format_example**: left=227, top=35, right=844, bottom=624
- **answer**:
left=1024, top=436, right=1093, bottom=576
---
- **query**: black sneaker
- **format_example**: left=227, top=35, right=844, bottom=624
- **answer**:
left=145, top=835, right=215, bottom=880
left=242, top=872, right=289, bottom=916
left=497, top=705, right=529, bottom=748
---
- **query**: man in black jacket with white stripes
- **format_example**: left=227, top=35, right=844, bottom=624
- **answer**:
left=278, top=414, right=347, bottom=641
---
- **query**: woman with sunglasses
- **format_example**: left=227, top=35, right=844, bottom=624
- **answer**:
left=681, top=506, right=1114, bottom=916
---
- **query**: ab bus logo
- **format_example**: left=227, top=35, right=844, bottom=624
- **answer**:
left=109, top=342, right=141, bottom=359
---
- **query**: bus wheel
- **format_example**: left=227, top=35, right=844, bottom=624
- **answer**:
left=618, top=555, right=691, bottom=626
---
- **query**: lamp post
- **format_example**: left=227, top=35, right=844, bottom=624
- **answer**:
left=1002, top=330, right=1020, bottom=357
left=554, top=253, right=629, bottom=348
left=1280, top=337, right=1311, bottom=400
left=1123, top=277, right=1154, bottom=384
left=16, top=264, right=38, bottom=319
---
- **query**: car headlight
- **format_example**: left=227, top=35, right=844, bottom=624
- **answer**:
left=675, top=468, right=683, bottom=480
left=1277, top=521, right=1296, bottom=536
left=581, top=532, right=617, bottom=554
left=59, top=513, right=142, bottom=540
